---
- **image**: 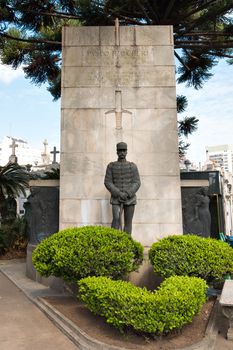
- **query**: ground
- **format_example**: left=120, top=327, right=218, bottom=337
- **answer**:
left=43, top=296, right=215, bottom=350
left=0, top=248, right=26, bottom=260
left=1, top=253, right=215, bottom=349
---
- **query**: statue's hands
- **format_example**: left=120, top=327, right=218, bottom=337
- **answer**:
left=119, top=191, right=128, bottom=201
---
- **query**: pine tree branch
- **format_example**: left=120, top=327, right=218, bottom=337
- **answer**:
left=176, top=40, right=233, bottom=45
left=174, top=51, right=191, bottom=71
left=144, top=0, right=159, bottom=23
left=175, top=41, right=233, bottom=49
left=163, top=0, right=176, bottom=21
left=183, top=49, right=199, bottom=60
left=177, top=32, right=233, bottom=37
left=209, top=52, right=233, bottom=59
left=136, top=0, right=152, bottom=24
left=25, top=9, right=82, bottom=20
left=180, top=0, right=218, bottom=21
left=107, top=12, right=143, bottom=25
left=176, top=38, right=233, bottom=45
left=147, top=0, right=160, bottom=23
left=0, top=32, right=61, bottom=46
left=185, top=4, right=233, bottom=33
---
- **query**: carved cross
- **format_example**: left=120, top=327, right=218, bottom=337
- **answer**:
left=9, top=139, right=18, bottom=156
left=105, top=90, right=132, bottom=129
left=50, top=146, right=59, bottom=164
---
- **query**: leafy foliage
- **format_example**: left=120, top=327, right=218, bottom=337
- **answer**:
left=78, top=275, right=207, bottom=335
left=177, top=95, right=199, bottom=158
left=178, top=116, right=199, bottom=138
left=0, top=1, right=232, bottom=99
left=177, top=95, right=188, bottom=114
left=43, top=167, right=60, bottom=179
left=32, top=226, right=143, bottom=282
left=177, top=51, right=217, bottom=89
left=0, top=216, right=27, bottom=255
left=0, top=163, right=29, bottom=220
left=149, top=235, right=233, bottom=283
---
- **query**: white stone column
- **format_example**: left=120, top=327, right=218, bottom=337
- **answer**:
left=60, top=25, right=183, bottom=247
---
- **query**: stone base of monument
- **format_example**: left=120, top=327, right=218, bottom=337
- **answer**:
left=27, top=244, right=160, bottom=292
left=26, top=243, right=64, bottom=292
left=128, top=249, right=163, bottom=290
left=220, top=280, right=233, bottom=341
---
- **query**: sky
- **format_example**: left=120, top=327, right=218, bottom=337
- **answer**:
left=0, top=59, right=232, bottom=165
left=0, top=63, right=60, bottom=154
left=176, top=59, right=233, bottom=165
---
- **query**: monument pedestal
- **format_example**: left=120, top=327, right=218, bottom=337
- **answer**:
left=26, top=243, right=64, bottom=291
left=128, top=249, right=163, bottom=290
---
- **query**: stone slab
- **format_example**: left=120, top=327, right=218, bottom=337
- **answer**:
left=60, top=175, right=107, bottom=199
left=132, top=224, right=182, bottom=247
left=61, top=87, right=176, bottom=109
left=63, top=26, right=173, bottom=47
left=135, top=26, right=173, bottom=46
left=29, top=179, right=59, bottom=187
left=60, top=199, right=111, bottom=224
left=63, top=46, right=174, bottom=67
left=220, top=280, right=233, bottom=306
left=60, top=153, right=106, bottom=176
left=62, top=66, right=175, bottom=88
left=26, top=244, right=64, bottom=292
left=135, top=199, right=183, bottom=224
left=63, top=26, right=100, bottom=46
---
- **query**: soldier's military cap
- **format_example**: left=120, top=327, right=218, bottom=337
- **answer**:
left=116, top=142, right=127, bottom=150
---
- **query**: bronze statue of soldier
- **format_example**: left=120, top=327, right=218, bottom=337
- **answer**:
left=104, top=142, right=141, bottom=234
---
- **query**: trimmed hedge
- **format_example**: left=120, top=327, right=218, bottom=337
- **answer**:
left=149, top=235, right=233, bottom=282
left=32, top=226, right=143, bottom=282
left=78, top=275, right=207, bottom=335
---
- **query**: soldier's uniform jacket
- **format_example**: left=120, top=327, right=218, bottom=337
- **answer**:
left=104, top=161, right=141, bottom=205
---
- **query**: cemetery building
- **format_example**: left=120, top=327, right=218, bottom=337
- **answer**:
left=181, top=168, right=233, bottom=237
left=206, top=144, right=233, bottom=173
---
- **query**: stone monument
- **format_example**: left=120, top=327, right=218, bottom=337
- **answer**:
left=182, top=187, right=211, bottom=237
left=41, top=139, right=50, bottom=165
left=50, top=146, right=60, bottom=164
left=9, top=138, right=18, bottom=164
left=60, top=24, right=182, bottom=248
left=25, top=179, right=60, bottom=289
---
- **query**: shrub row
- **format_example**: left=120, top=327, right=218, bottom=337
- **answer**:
left=78, top=275, right=207, bottom=335
left=32, top=226, right=143, bottom=282
left=149, top=234, right=233, bottom=282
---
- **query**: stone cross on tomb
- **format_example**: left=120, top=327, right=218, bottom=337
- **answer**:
left=105, top=90, right=132, bottom=129
left=9, top=138, right=18, bottom=164
left=9, top=139, right=18, bottom=156
left=41, top=139, right=50, bottom=165
left=50, top=146, right=59, bottom=164
left=43, top=139, right=48, bottom=153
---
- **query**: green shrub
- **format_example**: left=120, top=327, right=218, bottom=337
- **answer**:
left=0, top=228, right=9, bottom=255
left=78, top=275, right=207, bottom=335
left=32, top=226, right=143, bottom=282
left=149, top=235, right=233, bottom=282
left=0, top=216, right=27, bottom=255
